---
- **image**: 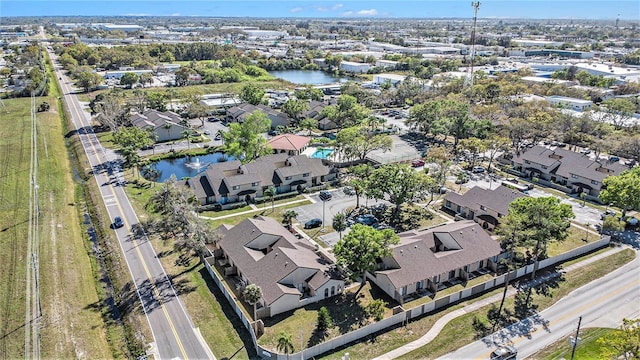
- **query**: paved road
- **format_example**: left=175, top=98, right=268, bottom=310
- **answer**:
left=49, top=50, right=214, bottom=359
left=439, top=248, right=640, bottom=359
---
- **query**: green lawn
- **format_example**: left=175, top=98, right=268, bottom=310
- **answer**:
left=259, top=281, right=398, bottom=353
left=547, top=225, right=599, bottom=257
left=532, top=327, right=619, bottom=359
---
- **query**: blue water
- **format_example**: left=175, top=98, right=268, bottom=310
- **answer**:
left=143, top=153, right=233, bottom=182
left=268, top=70, right=354, bottom=85
left=311, top=148, right=334, bottom=159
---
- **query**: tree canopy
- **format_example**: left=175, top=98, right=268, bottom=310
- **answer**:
left=223, top=110, right=272, bottom=163
left=599, top=167, right=640, bottom=217
left=334, top=224, right=399, bottom=294
left=365, top=164, right=435, bottom=224
left=321, top=94, right=370, bottom=130
left=598, top=318, right=640, bottom=360
left=240, top=83, right=265, bottom=105
left=499, top=196, right=574, bottom=262
left=335, top=126, right=392, bottom=160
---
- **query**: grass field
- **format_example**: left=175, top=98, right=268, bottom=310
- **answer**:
left=0, top=97, right=112, bottom=358
left=532, top=327, right=619, bottom=359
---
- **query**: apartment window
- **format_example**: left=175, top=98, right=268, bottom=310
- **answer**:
left=251, top=182, right=259, bottom=186
left=285, top=176, right=292, bottom=180
left=303, top=173, right=310, bottom=177
left=232, top=185, right=240, bottom=190
left=591, top=180, right=598, bottom=185
left=571, top=174, right=579, bottom=179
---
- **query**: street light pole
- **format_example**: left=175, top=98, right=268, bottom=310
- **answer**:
left=321, top=198, right=326, bottom=232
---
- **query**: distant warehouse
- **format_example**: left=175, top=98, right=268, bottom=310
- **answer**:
left=103, top=69, right=153, bottom=80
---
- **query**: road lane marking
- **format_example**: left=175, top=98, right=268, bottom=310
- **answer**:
left=477, top=277, right=640, bottom=359
left=65, top=85, right=190, bottom=359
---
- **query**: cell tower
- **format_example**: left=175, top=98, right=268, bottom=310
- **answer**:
left=616, top=14, right=620, bottom=33
left=465, top=2, right=481, bottom=89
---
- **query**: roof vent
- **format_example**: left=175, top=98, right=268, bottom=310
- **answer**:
left=285, top=261, right=288, bottom=266
left=414, top=245, right=418, bottom=249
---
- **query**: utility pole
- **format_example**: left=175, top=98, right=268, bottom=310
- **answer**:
left=492, top=240, right=515, bottom=334
left=570, top=316, right=582, bottom=360
left=465, top=2, right=481, bottom=89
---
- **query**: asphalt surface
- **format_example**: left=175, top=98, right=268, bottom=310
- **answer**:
left=439, top=246, right=640, bottom=359
left=50, top=49, right=214, bottom=359
left=293, top=188, right=386, bottom=246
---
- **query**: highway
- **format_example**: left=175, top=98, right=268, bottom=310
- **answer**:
left=438, top=249, right=640, bottom=359
left=48, top=48, right=214, bottom=359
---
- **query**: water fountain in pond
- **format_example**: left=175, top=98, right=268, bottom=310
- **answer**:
left=185, top=157, right=207, bottom=170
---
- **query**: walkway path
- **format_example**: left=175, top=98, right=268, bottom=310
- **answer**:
left=372, top=245, right=627, bottom=360
left=198, top=195, right=314, bottom=221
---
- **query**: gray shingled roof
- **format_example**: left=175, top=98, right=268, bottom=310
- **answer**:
left=444, top=185, right=526, bottom=216
left=513, top=146, right=561, bottom=168
left=217, top=216, right=337, bottom=305
left=376, top=221, right=501, bottom=289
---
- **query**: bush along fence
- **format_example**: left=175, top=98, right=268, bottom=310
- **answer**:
left=203, top=236, right=611, bottom=359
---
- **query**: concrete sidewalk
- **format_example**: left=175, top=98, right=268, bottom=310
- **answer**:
left=198, top=195, right=313, bottom=221
left=372, top=245, right=627, bottom=360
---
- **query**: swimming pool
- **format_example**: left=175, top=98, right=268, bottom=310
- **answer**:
left=311, top=148, right=334, bottom=159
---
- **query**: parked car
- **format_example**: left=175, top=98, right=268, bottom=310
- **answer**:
left=355, top=214, right=378, bottom=226
left=472, top=166, right=486, bottom=173
left=411, top=159, right=425, bottom=168
left=203, top=130, right=211, bottom=135
left=304, top=218, right=322, bottom=229
left=580, top=148, right=591, bottom=155
left=343, top=186, right=355, bottom=196
left=112, top=216, right=124, bottom=229
left=600, top=209, right=616, bottom=220
left=319, top=190, right=332, bottom=201
left=490, top=345, right=517, bottom=360
left=608, top=156, right=620, bottom=162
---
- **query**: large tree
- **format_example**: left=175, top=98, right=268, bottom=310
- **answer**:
left=333, top=224, right=399, bottom=297
left=92, top=93, right=130, bottom=131
left=77, top=70, right=103, bottom=93
left=366, top=164, right=434, bottom=224
left=281, top=98, right=310, bottom=124
left=502, top=197, right=574, bottom=268
left=335, top=126, right=392, bottom=160
left=240, top=83, right=265, bottom=105
left=321, top=94, right=370, bottom=130
left=599, top=167, right=640, bottom=217
left=119, top=72, right=140, bottom=89
left=112, top=126, right=154, bottom=150
left=223, top=110, right=272, bottom=163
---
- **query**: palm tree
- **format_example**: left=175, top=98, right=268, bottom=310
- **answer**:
left=163, top=122, right=173, bottom=150
left=145, top=126, right=158, bottom=154
left=182, top=129, right=191, bottom=150
left=332, top=213, right=347, bottom=240
left=263, top=186, right=276, bottom=212
left=216, top=129, right=225, bottom=145
left=282, top=210, right=298, bottom=231
left=244, top=284, right=262, bottom=332
left=276, top=331, right=295, bottom=359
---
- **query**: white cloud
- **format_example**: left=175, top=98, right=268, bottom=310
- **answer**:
left=290, top=7, right=303, bottom=13
left=314, top=6, right=328, bottom=12
left=170, top=13, right=181, bottom=16
left=357, top=9, right=378, bottom=16
left=331, top=4, right=343, bottom=10
left=342, top=10, right=354, bottom=16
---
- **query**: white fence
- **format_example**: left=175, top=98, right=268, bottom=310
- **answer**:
left=203, top=237, right=610, bottom=359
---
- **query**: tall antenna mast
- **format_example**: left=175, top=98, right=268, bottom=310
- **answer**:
left=465, top=1, right=480, bottom=89
left=615, top=14, right=620, bottom=33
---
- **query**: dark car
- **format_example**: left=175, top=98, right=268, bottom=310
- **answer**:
left=304, top=218, right=322, bottom=229
left=411, top=159, right=425, bottom=168
left=356, top=214, right=378, bottom=226
left=319, top=190, right=332, bottom=201
left=112, top=216, right=124, bottom=229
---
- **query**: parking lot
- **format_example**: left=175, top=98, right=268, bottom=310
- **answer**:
left=292, top=187, right=386, bottom=246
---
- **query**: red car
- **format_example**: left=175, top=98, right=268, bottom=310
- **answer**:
left=411, top=159, right=425, bottom=167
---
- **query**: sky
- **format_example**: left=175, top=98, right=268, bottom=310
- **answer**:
left=1, top=0, right=639, bottom=20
